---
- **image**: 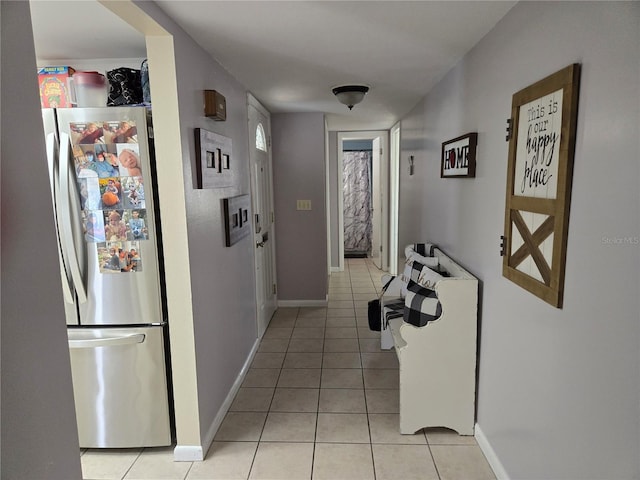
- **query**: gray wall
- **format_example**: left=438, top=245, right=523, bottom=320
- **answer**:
left=272, top=113, right=328, bottom=301
left=1, top=2, right=83, bottom=479
left=398, top=2, right=639, bottom=478
left=135, top=1, right=258, bottom=443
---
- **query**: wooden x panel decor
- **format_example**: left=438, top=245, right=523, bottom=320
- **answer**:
left=503, top=64, right=581, bottom=308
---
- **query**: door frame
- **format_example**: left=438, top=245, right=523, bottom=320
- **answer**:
left=389, top=122, right=401, bottom=275
left=337, top=130, right=389, bottom=272
left=247, top=93, right=277, bottom=338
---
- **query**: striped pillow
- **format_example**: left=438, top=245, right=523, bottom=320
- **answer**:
left=383, top=299, right=405, bottom=328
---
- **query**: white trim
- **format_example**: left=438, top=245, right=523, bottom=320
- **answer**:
left=330, top=266, right=341, bottom=273
left=325, top=119, right=332, bottom=278
left=475, top=423, right=510, bottom=480
left=144, top=34, right=202, bottom=457
left=278, top=299, right=328, bottom=308
left=175, top=338, right=260, bottom=462
left=337, top=134, right=345, bottom=272
left=247, top=93, right=277, bottom=338
left=337, top=130, right=390, bottom=272
left=248, top=92, right=269, bottom=117
left=173, top=445, right=204, bottom=462
left=389, top=123, right=400, bottom=275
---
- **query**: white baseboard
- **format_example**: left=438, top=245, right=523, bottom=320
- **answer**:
left=173, top=445, right=204, bottom=462
left=174, top=338, right=260, bottom=463
left=475, top=423, right=509, bottom=480
left=330, top=266, right=341, bottom=273
left=278, top=299, right=328, bottom=307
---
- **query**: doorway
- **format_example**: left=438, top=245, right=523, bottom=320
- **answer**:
left=337, top=131, right=389, bottom=272
left=248, top=94, right=277, bottom=338
left=343, top=141, right=373, bottom=258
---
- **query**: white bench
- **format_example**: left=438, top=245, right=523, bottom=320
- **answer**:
left=380, top=248, right=478, bottom=436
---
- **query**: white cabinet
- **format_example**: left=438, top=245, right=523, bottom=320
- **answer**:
left=380, top=248, right=478, bottom=435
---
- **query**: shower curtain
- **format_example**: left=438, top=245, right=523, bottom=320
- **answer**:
left=343, top=150, right=372, bottom=257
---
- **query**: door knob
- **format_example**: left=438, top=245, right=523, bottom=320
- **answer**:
left=256, top=241, right=265, bottom=248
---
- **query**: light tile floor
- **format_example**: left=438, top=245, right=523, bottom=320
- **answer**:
left=82, top=258, right=495, bottom=480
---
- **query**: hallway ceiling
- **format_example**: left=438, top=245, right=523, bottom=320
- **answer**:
left=29, top=0, right=517, bottom=131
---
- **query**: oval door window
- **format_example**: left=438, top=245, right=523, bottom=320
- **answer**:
left=256, top=123, right=267, bottom=152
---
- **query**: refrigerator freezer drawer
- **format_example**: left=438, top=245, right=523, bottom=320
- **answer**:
left=68, top=326, right=171, bottom=448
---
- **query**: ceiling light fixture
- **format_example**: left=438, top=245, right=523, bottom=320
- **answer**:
left=332, top=85, right=369, bottom=110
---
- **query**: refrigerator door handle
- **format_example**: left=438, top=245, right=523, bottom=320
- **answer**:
left=46, top=132, right=75, bottom=305
left=68, top=333, right=146, bottom=349
left=58, top=132, right=87, bottom=303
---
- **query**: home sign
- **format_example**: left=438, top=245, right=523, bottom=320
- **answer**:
left=441, top=133, right=477, bottom=178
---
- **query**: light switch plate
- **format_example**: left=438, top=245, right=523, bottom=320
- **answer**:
left=296, top=200, right=312, bottom=210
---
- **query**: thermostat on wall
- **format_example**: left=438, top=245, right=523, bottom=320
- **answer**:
left=204, top=90, right=226, bottom=121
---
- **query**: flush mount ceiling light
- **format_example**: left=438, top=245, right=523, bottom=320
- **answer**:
left=332, top=85, right=370, bottom=110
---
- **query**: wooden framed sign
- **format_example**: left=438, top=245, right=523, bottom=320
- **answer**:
left=441, top=132, right=477, bottom=178
left=194, top=128, right=235, bottom=189
left=502, top=63, right=581, bottom=308
left=223, top=194, right=250, bottom=246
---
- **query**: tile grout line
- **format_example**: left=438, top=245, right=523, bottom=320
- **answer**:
left=356, top=261, right=379, bottom=480
left=345, top=258, right=376, bottom=480
left=119, top=448, right=143, bottom=480
left=249, top=312, right=292, bottom=479
left=368, top=257, right=444, bottom=479
left=310, top=298, right=327, bottom=480
left=248, top=311, right=279, bottom=472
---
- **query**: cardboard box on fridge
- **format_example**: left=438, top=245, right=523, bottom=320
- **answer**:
left=38, top=66, right=75, bottom=108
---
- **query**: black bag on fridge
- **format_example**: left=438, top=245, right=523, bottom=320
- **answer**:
left=367, top=298, right=382, bottom=331
left=367, top=276, right=396, bottom=331
left=140, top=59, right=151, bottom=104
left=106, top=67, right=143, bottom=106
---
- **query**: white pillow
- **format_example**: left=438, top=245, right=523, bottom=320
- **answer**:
left=404, top=244, right=439, bottom=269
left=417, top=265, right=444, bottom=289
left=400, top=259, right=439, bottom=296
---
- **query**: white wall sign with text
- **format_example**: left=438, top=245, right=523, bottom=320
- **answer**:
left=502, top=64, right=581, bottom=308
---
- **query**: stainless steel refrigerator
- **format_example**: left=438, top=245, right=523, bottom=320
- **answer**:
left=41, top=106, right=172, bottom=448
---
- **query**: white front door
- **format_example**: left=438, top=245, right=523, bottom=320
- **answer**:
left=248, top=96, right=277, bottom=338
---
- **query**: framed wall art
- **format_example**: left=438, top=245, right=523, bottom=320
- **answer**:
left=502, top=63, right=581, bottom=308
left=223, top=194, right=250, bottom=247
left=194, top=128, right=235, bottom=189
left=441, top=132, right=477, bottom=178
